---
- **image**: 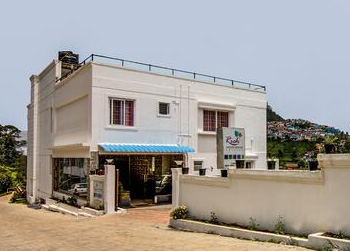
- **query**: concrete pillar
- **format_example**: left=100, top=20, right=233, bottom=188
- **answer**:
left=27, top=75, right=39, bottom=204
left=172, top=168, right=182, bottom=208
left=104, top=164, right=116, bottom=214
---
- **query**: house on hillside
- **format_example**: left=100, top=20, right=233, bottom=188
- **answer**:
left=26, top=52, right=267, bottom=206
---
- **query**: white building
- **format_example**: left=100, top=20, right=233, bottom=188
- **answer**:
left=27, top=52, right=267, bottom=206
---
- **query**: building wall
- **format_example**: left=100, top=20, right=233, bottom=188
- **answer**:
left=90, top=62, right=267, bottom=171
left=53, top=64, right=92, bottom=147
left=27, top=61, right=93, bottom=202
left=28, top=58, right=267, bottom=202
left=173, top=154, right=350, bottom=236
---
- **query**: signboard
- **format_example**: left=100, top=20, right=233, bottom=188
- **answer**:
left=217, top=127, right=245, bottom=168
left=93, top=180, right=104, bottom=203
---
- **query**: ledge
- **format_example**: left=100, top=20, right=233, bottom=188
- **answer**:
left=232, top=169, right=324, bottom=185
left=180, top=174, right=231, bottom=188
left=105, top=125, right=138, bottom=131
left=318, top=154, right=350, bottom=169
left=170, top=219, right=350, bottom=250
left=169, top=219, right=309, bottom=248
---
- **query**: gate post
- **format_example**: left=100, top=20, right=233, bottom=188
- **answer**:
left=104, top=160, right=116, bottom=214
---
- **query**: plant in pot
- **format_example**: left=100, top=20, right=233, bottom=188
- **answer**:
left=236, top=159, right=245, bottom=169
left=182, top=165, right=189, bottom=174
left=324, top=136, right=338, bottom=154
left=305, top=151, right=318, bottom=171
left=220, top=167, right=228, bottom=177
left=199, top=167, right=206, bottom=176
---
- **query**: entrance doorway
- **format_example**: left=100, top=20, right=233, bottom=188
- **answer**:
left=99, top=154, right=184, bottom=207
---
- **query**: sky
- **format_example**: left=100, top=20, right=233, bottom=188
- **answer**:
left=1, top=1, right=350, bottom=132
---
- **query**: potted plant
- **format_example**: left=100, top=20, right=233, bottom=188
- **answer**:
left=305, top=151, right=318, bottom=171
left=182, top=166, right=189, bottom=174
left=324, top=136, right=337, bottom=154
left=199, top=167, right=206, bottom=176
left=220, top=168, right=228, bottom=177
left=236, top=160, right=245, bottom=169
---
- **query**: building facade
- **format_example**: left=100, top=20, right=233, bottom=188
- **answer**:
left=26, top=53, right=267, bottom=205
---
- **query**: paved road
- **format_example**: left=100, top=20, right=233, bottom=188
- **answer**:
left=0, top=195, right=310, bottom=251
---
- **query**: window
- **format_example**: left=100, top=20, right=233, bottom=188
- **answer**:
left=203, top=110, right=229, bottom=131
left=193, top=161, right=203, bottom=171
left=110, top=99, right=134, bottom=126
left=158, top=102, right=170, bottom=115
left=53, top=158, right=88, bottom=198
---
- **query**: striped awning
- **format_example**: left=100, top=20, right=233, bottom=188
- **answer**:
left=99, top=143, right=195, bottom=153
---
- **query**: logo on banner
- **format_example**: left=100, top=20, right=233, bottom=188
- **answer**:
left=226, top=130, right=243, bottom=146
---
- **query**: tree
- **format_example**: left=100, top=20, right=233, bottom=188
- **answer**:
left=0, top=124, right=25, bottom=166
left=0, top=124, right=26, bottom=193
left=291, top=147, right=298, bottom=162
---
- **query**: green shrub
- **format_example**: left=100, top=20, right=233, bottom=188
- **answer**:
left=67, top=196, right=78, bottom=207
left=10, top=190, right=27, bottom=204
left=210, top=211, right=219, bottom=224
left=170, top=205, right=188, bottom=220
left=274, top=215, right=285, bottom=235
left=248, top=217, right=259, bottom=231
left=0, top=172, right=12, bottom=194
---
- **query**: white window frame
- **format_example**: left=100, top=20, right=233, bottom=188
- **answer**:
left=193, top=160, right=203, bottom=171
left=109, top=98, right=135, bottom=126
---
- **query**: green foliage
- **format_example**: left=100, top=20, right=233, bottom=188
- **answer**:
left=0, top=124, right=26, bottom=194
left=0, top=124, right=25, bottom=167
left=267, top=141, right=317, bottom=165
left=0, top=171, right=12, bottom=194
left=297, top=159, right=307, bottom=169
left=170, top=205, right=188, bottom=220
left=67, top=196, right=78, bottom=207
left=95, top=204, right=104, bottom=210
left=210, top=211, right=219, bottom=224
left=248, top=217, right=259, bottom=231
left=10, top=190, right=27, bottom=204
left=334, top=230, right=345, bottom=239
left=324, top=136, right=338, bottom=145
left=274, top=215, right=285, bottom=235
left=267, top=105, right=284, bottom=122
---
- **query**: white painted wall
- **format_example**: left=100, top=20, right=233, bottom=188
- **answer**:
left=28, top=58, right=267, bottom=202
left=91, top=62, right=267, bottom=170
left=174, top=154, right=350, bottom=236
left=27, top=61, right=93, bottom=201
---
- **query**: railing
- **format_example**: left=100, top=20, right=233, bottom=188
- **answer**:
left=80, top=54, right=266, bottom=92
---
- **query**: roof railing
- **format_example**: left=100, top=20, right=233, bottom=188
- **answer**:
left=80, top=54, right=266, bottom=92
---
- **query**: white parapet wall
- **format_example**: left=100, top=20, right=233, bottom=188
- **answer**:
left=174, top=154, right=350, bottom=236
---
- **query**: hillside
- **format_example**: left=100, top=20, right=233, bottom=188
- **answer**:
left=267, top=105, right=284, bottom=122
left=266, top=106, right=349, bottom=166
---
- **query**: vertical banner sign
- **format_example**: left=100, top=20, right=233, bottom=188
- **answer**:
left=217, top=128, right=245, bottom=168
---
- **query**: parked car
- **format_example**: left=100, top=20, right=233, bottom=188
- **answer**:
left=156, top=175, right=172, bottom=195
left=68, top=183, right=87, bottom=195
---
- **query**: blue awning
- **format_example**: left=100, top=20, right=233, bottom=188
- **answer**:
left=99, top=143, right=195, bottom=153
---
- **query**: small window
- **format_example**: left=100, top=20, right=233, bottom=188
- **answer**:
left=159, top=102, right=170, bottom=115
left=110, top=98, right=134, bottom=126
left=193, top=161, right=203, bottom=171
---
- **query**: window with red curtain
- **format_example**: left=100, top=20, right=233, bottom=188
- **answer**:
left=217, top=111, right=228, bottom=128
left=203, top=110, right=229, bottom=131
left=203, top=110, right=216, bottom=131
left=110, top=99, right=134, bottom=126
left=125, top=100, right=134, bottom=126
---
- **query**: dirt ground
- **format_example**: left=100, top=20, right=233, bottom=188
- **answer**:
left=0, top=195, right=310, bottom=251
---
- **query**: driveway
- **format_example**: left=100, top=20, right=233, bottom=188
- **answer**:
left=0, top=195, right=310, bottom=251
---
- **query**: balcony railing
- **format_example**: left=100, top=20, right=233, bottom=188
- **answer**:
left=80, top=54, right=266, bottom=92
